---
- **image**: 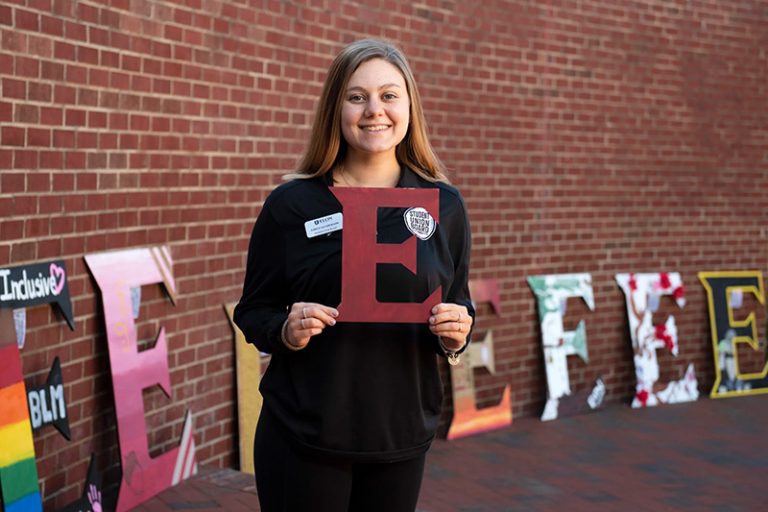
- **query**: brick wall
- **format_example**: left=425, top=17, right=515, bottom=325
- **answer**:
left=1, top=0, right=767, bottom=508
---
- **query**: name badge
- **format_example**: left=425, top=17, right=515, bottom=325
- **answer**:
left=305, top=213, right=343, bottom=238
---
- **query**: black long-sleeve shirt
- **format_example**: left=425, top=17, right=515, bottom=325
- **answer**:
left=234, top=167, right=473, bottom=462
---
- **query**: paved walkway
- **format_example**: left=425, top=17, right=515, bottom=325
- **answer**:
left=134, top=394, right=768, bottom=511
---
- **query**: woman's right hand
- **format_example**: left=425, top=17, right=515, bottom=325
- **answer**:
left=282, top=302, right=339, bottom=350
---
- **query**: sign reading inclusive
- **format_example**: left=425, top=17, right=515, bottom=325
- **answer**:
left=0, top=260, right=75, bottom=330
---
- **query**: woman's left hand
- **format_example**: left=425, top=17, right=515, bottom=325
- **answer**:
left=429, top=303, right=473, bottom=351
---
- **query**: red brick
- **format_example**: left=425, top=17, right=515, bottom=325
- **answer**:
left=40, top=14, right=63, bottom=36
left=14, top=56, right=39, bottom=78
left=130, top=74, right=151, bottom=92
left=75, top=172, right=97, bottom=190
left=52, top=172, right=74, bottom=191
left=89, top=67, right=110, bottom=87
left=23, top=214, right=49, bottom=241
left=1, top=172, right=24, bottom=192
left=0, top=5, right=10, bottom=25
left=16, top=104, right=38, bottom=123
left=65, top=64, right=88, bottom=84
left=64, top=20, right=86, bottom=41
left=0, top=52, right=10, bottom=74
left=41, top=60, right=64, bottom=80
left=1, top=126, right=24, bottom=145
left=27, top=128, right=50, bottom=146
left=1, top=26, right=25, bottom=51
left=39, top=151, right=63, bottom=169
left=64, top=108, right=87, bottom=126
left=50, top=128, right=74, bottom=149
left=78, top=2, right=99, bottom=23
left=28, top=82, right=51, bottom=102
left=87, top=111, right=107, bottom=128
left=40, top=107, right=63, bottom=125
left=165, top=24, right=183, bottom=41
left=64, top=151, right=85, bottom=169
left=87, top=152, right=106, bottom=169
left=15, top=8, right=39, bottom=30
left=99, top=47, right=120, bottom=68
left=0, top=100, right=11, bottom=121
left=54, top=84, right=76, bottom=104
left=78, top=45, right=98, bottom=65
left=130, top=114, right=150, bottom=131
left=153, top=78, right=171, bottom=94
left=54, top=40, right=76, bottom=61
left=111, top=30, right=130, bottom=50
left=76, top=131, right=97, bottom=148
left=27, top=35, right=53, bottom=59
left=99, top=132, right=117, bottom=149
left=11, top=240, right=37, bottom=261
left=109, top=112, right=128, bottom=129
left=1, top=219, right=23, bottom=239
left=2, top=77, right=26, bottom=99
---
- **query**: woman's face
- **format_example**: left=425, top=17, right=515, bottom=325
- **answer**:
left=340, top=58, right=410, bottom=159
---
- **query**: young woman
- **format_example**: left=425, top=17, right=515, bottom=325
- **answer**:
left=234, top=39, right=473, bottom=512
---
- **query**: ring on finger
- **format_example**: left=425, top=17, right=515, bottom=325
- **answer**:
left=302, top=307, right=307, bottom=319
left=300, top=318, right=305, bottom=329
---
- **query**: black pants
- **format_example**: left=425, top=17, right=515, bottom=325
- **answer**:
left=254, top=411, right=426, bottom=512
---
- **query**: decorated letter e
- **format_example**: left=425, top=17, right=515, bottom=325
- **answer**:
left=85, top=247, right=197, bottom=511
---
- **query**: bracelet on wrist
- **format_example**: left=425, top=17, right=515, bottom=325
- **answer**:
left=439, top=336, right=467, bottom=366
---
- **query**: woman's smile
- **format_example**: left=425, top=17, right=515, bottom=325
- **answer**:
left=359, top=124, right=392, bottom=132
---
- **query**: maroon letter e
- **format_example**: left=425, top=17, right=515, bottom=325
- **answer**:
left=331, top=187, right=441, bottom=323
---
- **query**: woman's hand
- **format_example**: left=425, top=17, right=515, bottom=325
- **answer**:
left=429, top=303, right=473, bottom=351
left=282, top=302, right=339, bottom=350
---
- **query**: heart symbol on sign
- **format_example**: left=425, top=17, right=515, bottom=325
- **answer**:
left=50, top=263, right=66, bottom=296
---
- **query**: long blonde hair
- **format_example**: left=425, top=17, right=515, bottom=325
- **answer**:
left=291, top=39, right=447, bottom=182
